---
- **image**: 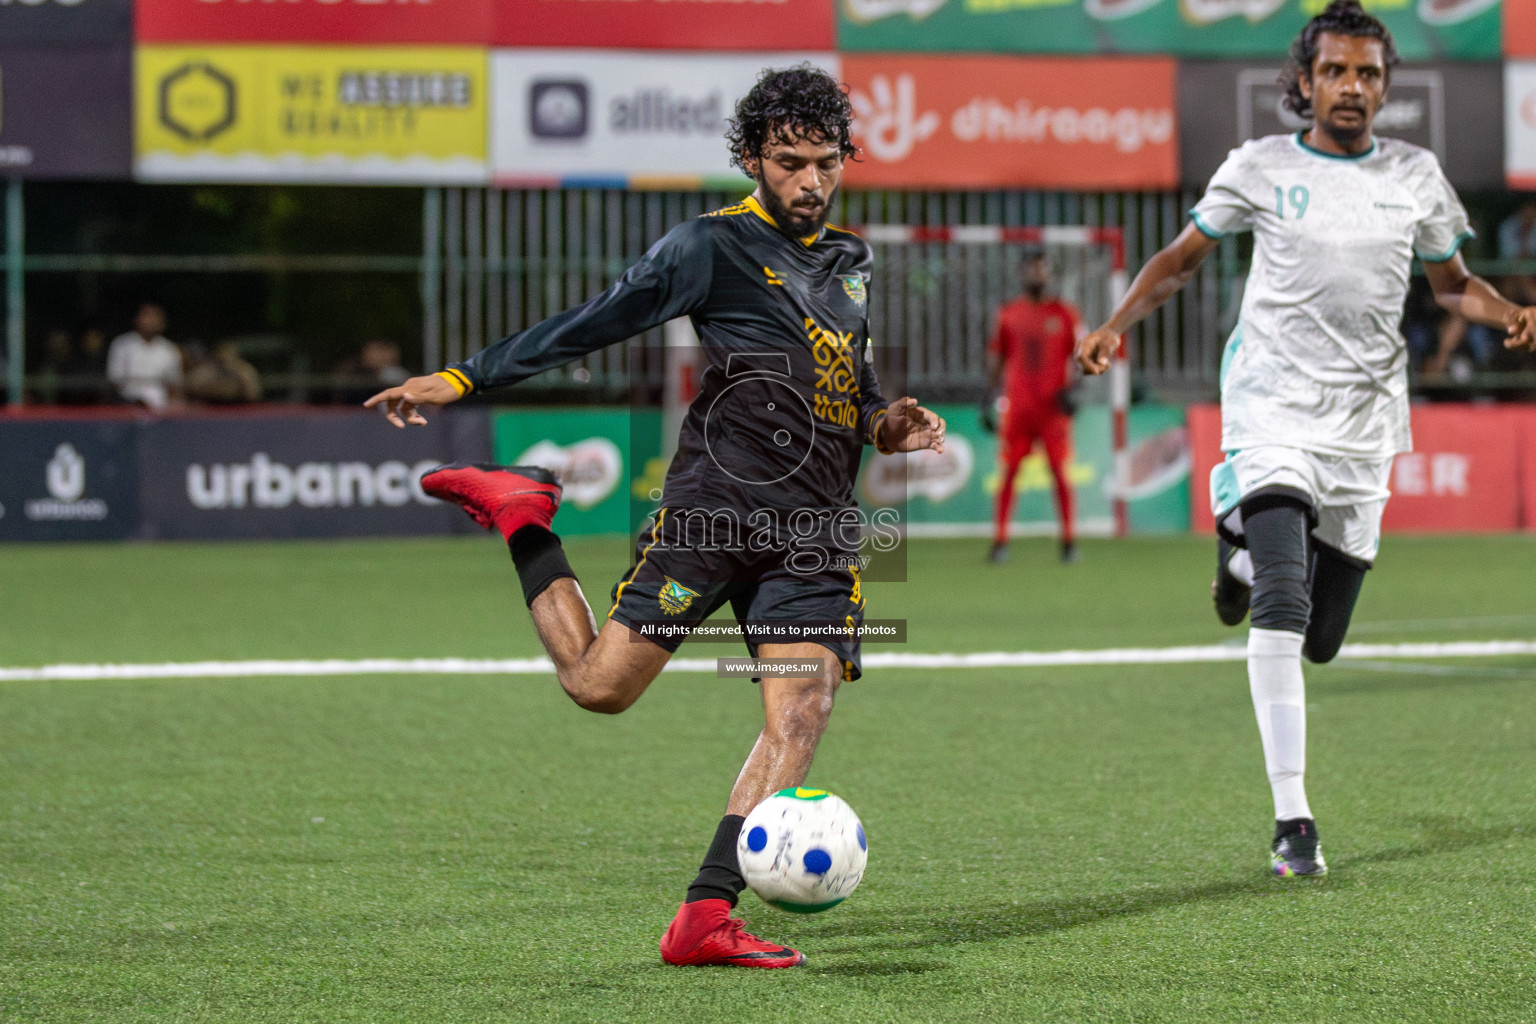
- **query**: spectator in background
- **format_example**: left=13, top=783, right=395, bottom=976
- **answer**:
left=62, top=328, right=111, bottom=404
left=1497, top=198, right=1536, bottom=296
left=107, top=303, right=182, bottom=410
left=1419, top=200, right=1536, bottom=382
left=335, top=338, right=410, bottom=404
left=186, top=339, right=262, bottom=405
left=32, top=328, right=73, bottom=405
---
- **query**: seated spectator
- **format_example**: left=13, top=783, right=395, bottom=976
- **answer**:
left=335, top=338, right=410, bottom=405
left=60, top=328, right=111, bottom=404
left=32, top=328, right=73, bottom=405
left=185, top=340, right=262, bottom=405
left=107, top=303, right=183, bottom=410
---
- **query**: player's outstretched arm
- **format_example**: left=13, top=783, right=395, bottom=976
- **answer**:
left=363, top=373, right=464, bottom=428
left=875, top=396, right=946, bottom=454
left=1423, top=254, right=1536, bottom=352
left=1077, top=223, right=1220, bottom=375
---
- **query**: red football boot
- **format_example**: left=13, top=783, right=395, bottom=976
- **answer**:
left=419, top=463, right=562, bottom=541
left=659, top=899, right=804, bottom=968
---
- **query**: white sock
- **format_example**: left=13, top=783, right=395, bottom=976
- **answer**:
left=1228, top=547, right=1254, bottom=587
left=1248, top=627, right=1312, bottom=821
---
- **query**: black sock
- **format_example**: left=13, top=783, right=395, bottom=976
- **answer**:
left=508, top=526, right=576, bottom=607
left=1275, top=817, right=1316, bottom=841
left=685, top=814, right=747, bottom=906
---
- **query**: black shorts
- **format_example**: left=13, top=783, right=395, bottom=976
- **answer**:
left=606, top=508, right=867, bottom=681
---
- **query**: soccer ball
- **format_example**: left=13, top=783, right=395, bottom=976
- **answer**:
left=737, top=787, right=866, bottom=913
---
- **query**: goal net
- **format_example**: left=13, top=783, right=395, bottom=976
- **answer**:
left=856, top=225, right=1132, bottom=538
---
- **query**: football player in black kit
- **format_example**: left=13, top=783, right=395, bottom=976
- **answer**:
left=366, top=66, right=945, bottom=968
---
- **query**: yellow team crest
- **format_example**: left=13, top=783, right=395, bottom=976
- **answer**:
left=838, top=274, right=867, bottom=306
left=658, top=577, right=700, bottom=616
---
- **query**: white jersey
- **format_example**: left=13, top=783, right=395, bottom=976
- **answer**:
left=1191, top=133, right=1471, bottom=458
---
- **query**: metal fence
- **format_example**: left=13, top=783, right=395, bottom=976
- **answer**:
left=426, top=187, right=1238, bottom=401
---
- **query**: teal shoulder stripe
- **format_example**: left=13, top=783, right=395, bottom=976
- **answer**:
left=1190, top=210, right=1225, bottom=240
left=1415, top=230, right=1475, bottom=263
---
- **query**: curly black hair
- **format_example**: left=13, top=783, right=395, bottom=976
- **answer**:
left=726, top=64, right=858, bottom=174
left=1281, top=0, right=1400, bottom=119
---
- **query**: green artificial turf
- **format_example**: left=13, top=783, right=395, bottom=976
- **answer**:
left=3, top=535, right=1535, bottom=1022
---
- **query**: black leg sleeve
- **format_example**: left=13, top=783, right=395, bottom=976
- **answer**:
left=685, top=814, right=748, bottom=906
left=1304, top=543, right=1368, bottom=663
left=508, top=526, right=576, bottom=607
left=1241, top=497, right=1312, bottom=635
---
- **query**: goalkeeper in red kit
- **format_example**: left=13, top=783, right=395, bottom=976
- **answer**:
left=985, top=251, right=1082, bottom=564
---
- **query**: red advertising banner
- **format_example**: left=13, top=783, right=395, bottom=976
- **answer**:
left=1381, top=407, right=1521, bottom=533
left=1520, top=409, right=1536, bottom=529
left=1508, top=0, right=1536, bottom=58
left=839, top=55, right=1178, bottom=191
left=136, top=0, right=493, bottom=44
left=498, top=0, right=834, bottom=49
left=1187, top=404, right=1222, bottom=535
left=1188, top=404, right=1536, bottom=535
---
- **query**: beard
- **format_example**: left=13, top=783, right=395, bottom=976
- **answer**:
left=756, top=174, right=834, bottom=238
left=1318, top=103, right=1372, bottom=147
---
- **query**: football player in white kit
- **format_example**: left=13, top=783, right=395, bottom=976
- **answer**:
left=1077, top=0, right=1536, bottom=877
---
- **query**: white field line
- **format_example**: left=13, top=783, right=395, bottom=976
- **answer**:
left=3, top=640, right=1536, bottom=683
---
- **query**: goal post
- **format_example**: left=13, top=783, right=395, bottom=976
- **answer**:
left=854, top=224, right=1131, bottom=537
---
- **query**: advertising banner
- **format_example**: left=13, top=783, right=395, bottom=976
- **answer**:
left=1519, top=408, right=1536, bottom=528
left=0, top=0, right=131, bottom=45
left=1180, top=60, right=1504, bottom=189
left=841, top=55, right=1178, bottom=190
left=1381, top=406, right=1521, bottom=532
left=860, top=402, right=1188, bottom=537
left=1188, top=404, right=1530, bottom=534
left=837, top=0, right=1501, bottom=60
left=491, top=51, right=835, bottom=188
left=502, top=0, right=835, bottom=51
left=491, top=407, right=646, bottom=536
left=136, top=0, right=494, bottom=45
left=136, top=45, right=489, bottom=184
left=0, top=44, right=133, bottom=179
left=1508, top=0, right=1536, bottom=57
left=1506, top=60, right=1536, bottom=188
left=0, top=420, right=138, bottom=542
left=133, top=409, right=491, bottom=540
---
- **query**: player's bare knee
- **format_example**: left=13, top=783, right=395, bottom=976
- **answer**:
left=563, top=678, right=636, bottom=715
left=771, top=676, right=837, bottom=745
left=557, top=667, right=638, bottom=715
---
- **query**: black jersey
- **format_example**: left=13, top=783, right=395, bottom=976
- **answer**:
left=449, top=195, right=888, bottom=512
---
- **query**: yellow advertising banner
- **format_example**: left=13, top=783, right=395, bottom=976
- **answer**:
left=136, top=45, right=488, bottom=183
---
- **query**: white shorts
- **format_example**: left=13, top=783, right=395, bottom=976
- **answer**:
left=1210, top=446, right=1393, bottom=565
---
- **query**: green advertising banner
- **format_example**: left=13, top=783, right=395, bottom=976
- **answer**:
left=492, top=407, right=662, bottom=537
left=492, top=402, right=1189, bottom=538
left=837, top=0, right=1500, bottom=60
left=858, top=402, right=1190, bottom=537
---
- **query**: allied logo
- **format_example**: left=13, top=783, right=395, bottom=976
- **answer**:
left=530, top=79, right=588, bottom=140
left=839, top=274, right=867, bottom=306
left=658, top=576, right=700, bottom=616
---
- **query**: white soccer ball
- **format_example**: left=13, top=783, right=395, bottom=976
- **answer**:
left=738, top=787, right=866, bottom=913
